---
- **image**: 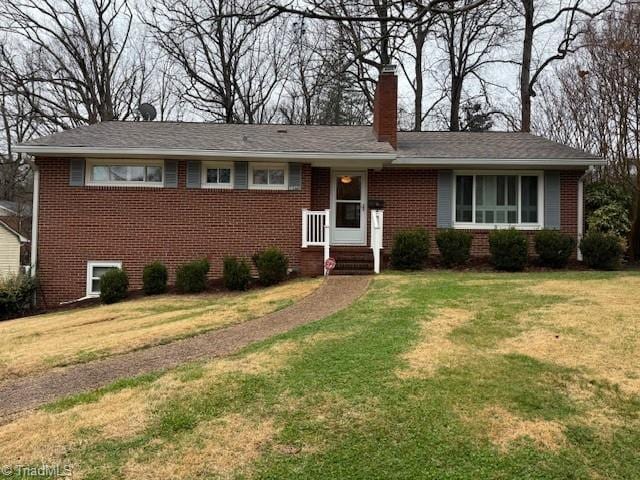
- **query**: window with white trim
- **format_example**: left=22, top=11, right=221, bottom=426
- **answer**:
left=202, top=162, right=233, bottom=187
left=86, top=160, right=163, bottom=186
left=453, top=172, right=543, bottom=228
left=86, top=261, right=122, bottom=297
left=249, top=163, right=288, bottom=189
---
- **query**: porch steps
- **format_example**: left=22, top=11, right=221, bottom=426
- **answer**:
left=330, top=247, right=375, bottom=275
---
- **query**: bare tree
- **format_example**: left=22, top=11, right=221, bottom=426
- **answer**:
left=143, top=0, right=290, bottom=123
left=514, top=0, right=615, bottom=132
left=433, top=0, right=512, bottom=130
left=299, top=0, right=408, bottom=110
left=536, top=5, right=640, bottom=256
left=0, top=0, right=152, bottom=127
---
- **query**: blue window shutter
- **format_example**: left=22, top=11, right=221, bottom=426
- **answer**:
left=69, top=159, right=85, bottom=186
left=437, top=170, right=453, bottom=228
left=164, top=160, right=178, bottom=188
left=288, top=163, right=302, bottom=190
left=186, top=160, right=201, bottom=188
left=234, top=161, right=248, bottom=189
left=544, top=172, right=561, bottom=229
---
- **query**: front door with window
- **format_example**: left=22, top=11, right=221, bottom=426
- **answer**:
left=331, top=171, right=367, bottom=245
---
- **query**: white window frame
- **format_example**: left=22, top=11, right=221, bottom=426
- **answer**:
left=86, top=261, right=122, bottom=297
left=248, top=162, right=288, bottom=190
left=85, top=159, right=164, bottom=187
left=452, top=170, right=544, bottom=230
left=201, top=161, right=234, bottom=188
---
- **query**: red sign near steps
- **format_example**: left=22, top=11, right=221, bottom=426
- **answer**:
left=324, top=257, right=336, bottom=272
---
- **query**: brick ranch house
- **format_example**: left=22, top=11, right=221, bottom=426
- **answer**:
left=16, top=67, right=604, bottom=306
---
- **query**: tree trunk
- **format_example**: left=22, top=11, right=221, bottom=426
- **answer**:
left=520, top=0, right=534, bottom=132
left=375, top=0, right=391, bottom=65
left=413, top=31, right=425, bottom=131
left=450, top=75, right=462, bottom=131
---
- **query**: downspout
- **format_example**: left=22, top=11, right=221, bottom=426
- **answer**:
left=577, top=168, right=592, bottom=262
left=30, top=164, right=39, bottom=277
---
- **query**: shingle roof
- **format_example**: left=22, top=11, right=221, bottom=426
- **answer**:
left=20, top=121, right=395, bottom=155
left=17, top=122, right=599, bottom=163
left=0, top=200, right=31, bottom=217
left=0, top=201, right=19, bottom=215
left=397, top=131, right=598, bottom=160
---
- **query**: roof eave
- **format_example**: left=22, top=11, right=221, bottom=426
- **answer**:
left=393, top=157, right=605, bottom=167
left=13, top=145, right=396, bottom=162
left=0, top=221, right=28, bottom=243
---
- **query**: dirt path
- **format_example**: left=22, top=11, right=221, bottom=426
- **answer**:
left=0, top=276, right=370, bottom=421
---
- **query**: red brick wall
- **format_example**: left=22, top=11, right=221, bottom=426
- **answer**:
left=560, top=171, right=581, bottom=237
left=311, top=167, right=330, bottom=210
left=368, top=167, right=582, bottom=258
left=300, top=247, right=325, bottom=276
left=36, top=158, right=312, bottom=305
left=368, top=168, right=438, bottom=248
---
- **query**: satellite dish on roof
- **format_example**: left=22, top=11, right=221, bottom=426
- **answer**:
left=138, top=103, right=157, bottom=121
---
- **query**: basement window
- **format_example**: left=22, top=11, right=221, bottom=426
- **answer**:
left=86, top=261, right=122, bottom=297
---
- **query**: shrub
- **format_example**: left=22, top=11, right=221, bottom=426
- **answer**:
left=175, top=259, right=210, bottom=293
left=99, top=268, right=129, bottom=304
left=488, top=229, right=528, bottom=271
left=587, top=203, right=631, bottom=238
left=223, top=257, right=251, bottom=291
left=390, top=227, right=430, bottom=270
left=585, top=181, right=632, bottom=239
left=585, top=181, right=631, bottom=215
left=0, top=274, right=37, bottom=319
left=580, top=232, right=624, bottom=270
left=253, top=248, right=288, bottom=286
left=436, top=229, right=472, bottom=267
left=142, top=262, right=168, bottom=295
left=534, top=230, right=576, bottom=268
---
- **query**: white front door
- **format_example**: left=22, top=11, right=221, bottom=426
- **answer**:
left=331, top=170, right=367, bottom=245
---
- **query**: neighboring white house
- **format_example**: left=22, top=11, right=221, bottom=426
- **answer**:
left=0, top=220, right=28, bottom=276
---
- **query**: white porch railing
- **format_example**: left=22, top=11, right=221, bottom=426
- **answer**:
left=302, top=209, right=331, bottom=275
left=370, top=209, right=384, bottom=274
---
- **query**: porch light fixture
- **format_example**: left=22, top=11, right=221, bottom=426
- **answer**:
left=340, top=175, right=352, bottom=184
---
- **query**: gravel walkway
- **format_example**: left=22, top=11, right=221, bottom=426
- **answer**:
left=0, top=276, right=370, bottom=421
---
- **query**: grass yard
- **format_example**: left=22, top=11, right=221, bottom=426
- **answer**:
left=0, top=278, right=322, bottom=381
left=2, top=271, right=640, bottom=479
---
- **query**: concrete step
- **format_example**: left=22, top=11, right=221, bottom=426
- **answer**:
left=334, top=261, right=374, bottom=271
left=333, top=254, right=373, bottom=262
left=331, top=270, right=373, bottom=276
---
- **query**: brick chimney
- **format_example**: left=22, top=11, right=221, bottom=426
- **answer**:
left=372, top=64, right=398, bottom=149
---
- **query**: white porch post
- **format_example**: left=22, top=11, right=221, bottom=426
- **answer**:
left=370, top=209, right=383, bottom=274
left=301, top=208, right=308, bottom=248
left=323, top=209, right=331, bottom=275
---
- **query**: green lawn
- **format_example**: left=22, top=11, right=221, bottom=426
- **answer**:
left=2, top=271, right=639, bottom=479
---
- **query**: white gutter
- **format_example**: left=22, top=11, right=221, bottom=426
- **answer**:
left=576, top=167, right=595, bottom=261
left=393, top=157, right=606, bottom=167
left=13, top=145, right=396, bottom=161
left=30, top=165, right=39, bottom=278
